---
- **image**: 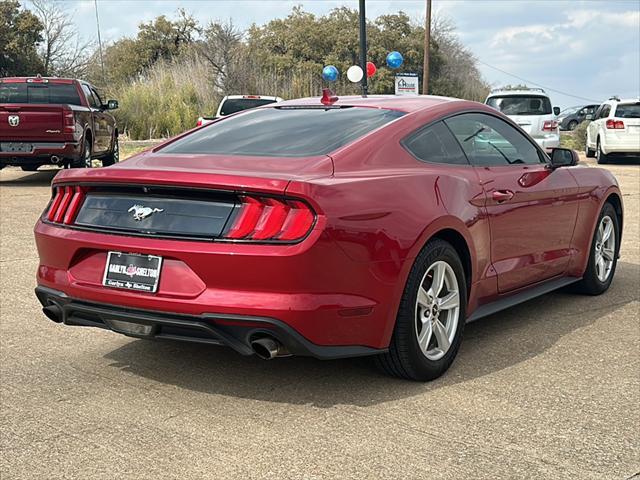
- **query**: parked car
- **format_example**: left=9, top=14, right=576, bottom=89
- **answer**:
left=0, top=76, right=119, bottom=171
left=557, top=104, right=599, bottom=131
left=585, top=97, right=640, bottom=163
left=34, top=94, right=623, bottom=381
left=196, top=95, right=283, bottom=126
left=485, top=87, right=560, bottom=151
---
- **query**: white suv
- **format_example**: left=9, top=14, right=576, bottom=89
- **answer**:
left=196, top=95, right=283, bottom=127
left=585, top=97, right=640, bottom=163
left=485, top=87, right=560, bottom=152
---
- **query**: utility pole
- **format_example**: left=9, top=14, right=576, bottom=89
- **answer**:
left=94, top=0, right=106, bottom=85
left=422, top=0, right=432, bottom=95
left=359, top=0, right=368, bottom=97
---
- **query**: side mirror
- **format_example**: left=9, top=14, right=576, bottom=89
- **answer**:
left=553, top=106, right=561, bottom=116
left=585, top=114, right=593, bottom=120
left=550, top=148, right=579, bottom=168
left=105, top=99, right=119, bottom=110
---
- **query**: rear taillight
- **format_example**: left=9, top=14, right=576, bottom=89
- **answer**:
left=606, top=119, right=625, bottom=129
left=542, top=120, right=558, bottom=132
left=225, top=196, right=315, bottom=242
left=63, top=109, right=75, bottom=134
left=196, top=118, right=203, bottom=127
left=46, top=185, right=86, bottom=225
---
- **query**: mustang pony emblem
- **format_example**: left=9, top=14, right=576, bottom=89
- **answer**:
left=128, top=204, right=164, bottom=221
left=8, top=115, right=20, bottom=127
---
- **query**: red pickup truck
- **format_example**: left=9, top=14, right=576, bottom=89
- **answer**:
left=0, top=76, right=119, bottom=171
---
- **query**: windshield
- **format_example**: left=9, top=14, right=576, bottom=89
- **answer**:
left=486, top=95, right=552, bottom=115
left=559, top=106, right=581, bottom=116
left=219, top=98, right=278, bottom=116
left=0, top=83, right=82, bottom=105
left=161, top=106, right=404, bottom=157
left=614, top=103, right=640, bottom=118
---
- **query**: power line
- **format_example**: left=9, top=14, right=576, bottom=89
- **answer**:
left=475, top=57, right=602, bottom=103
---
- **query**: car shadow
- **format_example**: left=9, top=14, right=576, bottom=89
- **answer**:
left=103, top=261, right=638, bottom=408
left=0, top=169, right=58, bottom=186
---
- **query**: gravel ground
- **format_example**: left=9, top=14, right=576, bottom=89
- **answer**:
left=1, top=155, right=638, bottom=479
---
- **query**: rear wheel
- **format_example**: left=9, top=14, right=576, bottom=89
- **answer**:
left=102, top=135, right=119, bottom=167
left=596, top=138, right=609, bottom=164
left=568, top=120, right=578, bottom=131
left=72, top=137, right=92, bottom=168
left=574, top=203, right=619, bottom=295
left=376, top=239, right=466, bottom=381
left=585, top=135, right=595, bottom=158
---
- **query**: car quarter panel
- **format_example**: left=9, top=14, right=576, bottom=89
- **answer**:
left=565, top=166, right=623, bottom=276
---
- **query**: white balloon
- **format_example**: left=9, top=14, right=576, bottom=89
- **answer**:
left=347, top=65, right=364, bottom=83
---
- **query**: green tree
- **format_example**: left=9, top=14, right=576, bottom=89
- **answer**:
left=0, top=0, right=44, bottom=77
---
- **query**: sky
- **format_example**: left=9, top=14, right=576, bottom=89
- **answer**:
left=28, top=0, right=640, bottom=109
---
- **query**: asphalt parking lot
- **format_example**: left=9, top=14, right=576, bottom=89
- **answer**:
left=1, top=156, right=638, bottom=479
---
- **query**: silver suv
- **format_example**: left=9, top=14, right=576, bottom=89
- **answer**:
left=485, top=87, right=560, bottom=152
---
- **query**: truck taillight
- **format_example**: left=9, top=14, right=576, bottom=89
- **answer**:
left=63, top=110, right=75, bottom=134
left=46, top=185, right=86, bottom=224
left=196, top=118, right=203, bottom=127
left=606, top=119, right=625, bottom=129
left=542, top=120, right=558, bottom=132
left=224, top=196, right=315, bottom=242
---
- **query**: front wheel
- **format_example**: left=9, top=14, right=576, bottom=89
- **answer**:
left=568, top=120, right=578, bottom=131
left=573, top=203, right=619, bottom=295
left=376, top=239, right=466, bottom=381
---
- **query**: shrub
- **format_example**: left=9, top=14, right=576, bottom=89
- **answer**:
left=560, top=121, right=590, bottom=151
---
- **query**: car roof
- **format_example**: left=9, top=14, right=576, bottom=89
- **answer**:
left=0, top=76, right=77, bottom=84
left=223, top=95, right=282, bottom=101
left=275, top=94, right=459, bottom=113
left=487, top=89, right=550, bottom=98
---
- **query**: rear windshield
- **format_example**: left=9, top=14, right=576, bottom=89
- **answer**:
left=220, top=98, right=278, bottom=116
left=486, top=95, right=552, bottom=115
left=0, top=82, right=82, bottom=105
left=161, top=107, right=405, bottom=157
left=614, top=103, right=640, bottom=118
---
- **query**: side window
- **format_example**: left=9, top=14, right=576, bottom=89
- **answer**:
left=445, top=113, right=544, bottom=167
left=403, top=121, right=469, bottom=165
left=602, top=105, right=611, bottom=118
left=91, top=88, right=103, bottom=107
left=82, top=84, right=98, bottom=108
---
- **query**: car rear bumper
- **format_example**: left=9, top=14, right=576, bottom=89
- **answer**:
left=531, top=134, right=560, bottom=151
left=34, top=220, right=403, bottom=351
left=0, top=141, right=81, bottom=166
left=601, top=133, right=640, bottom=154
left=35, top=286, right=385, bottom=359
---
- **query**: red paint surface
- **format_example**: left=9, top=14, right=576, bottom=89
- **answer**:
left=34, top=96, right=622, bottom=349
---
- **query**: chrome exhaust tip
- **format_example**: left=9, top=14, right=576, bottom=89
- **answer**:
left=250, top=336, right=288, bottom=360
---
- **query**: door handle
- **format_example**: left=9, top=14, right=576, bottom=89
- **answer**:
left=492, top=190, right=514, bottom=203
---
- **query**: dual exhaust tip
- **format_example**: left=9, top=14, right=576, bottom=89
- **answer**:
left=42, top=302, right=289, bottom=360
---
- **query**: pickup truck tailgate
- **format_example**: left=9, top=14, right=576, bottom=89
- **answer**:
left=0, top=104, right=64, bottom=141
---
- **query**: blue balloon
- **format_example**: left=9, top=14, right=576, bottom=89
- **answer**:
left=322, top=65, right=339, bottom=82
left=386, top=51, right=404, bottom=69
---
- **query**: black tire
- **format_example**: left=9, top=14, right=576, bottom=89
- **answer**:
left=102, top=135, right=119, bottom=167
left=596, top=138, right=609, bottom=164
left=573, top=202, right=619, bottom=295
left=585, top=140, right=596, bottom=158
left=72, top=137, right=92, bottom=168
left=568, top=120, right=578, bottom=131
left=375, top=239, right=467, bottom=381
left=20, top=165, right=40, bottom=172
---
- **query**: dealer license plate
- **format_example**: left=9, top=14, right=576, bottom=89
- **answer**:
left=103, top=252, right=163, bottom=293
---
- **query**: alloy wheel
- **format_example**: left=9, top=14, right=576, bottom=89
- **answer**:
left=594, top=215, right=615, bottom=282
left=414, top=261, right=460, bottom=361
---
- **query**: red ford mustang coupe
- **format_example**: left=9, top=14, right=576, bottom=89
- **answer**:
left=34, top=95, right=623, bottom=381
